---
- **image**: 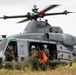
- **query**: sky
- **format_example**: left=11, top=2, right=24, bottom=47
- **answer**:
left=0, top=0, right=76, bottom=37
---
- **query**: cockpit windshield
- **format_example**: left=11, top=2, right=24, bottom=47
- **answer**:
left=0, top=39, right=8, bottom=51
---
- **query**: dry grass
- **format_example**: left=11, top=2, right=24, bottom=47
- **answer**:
left=0, top=62, right=76, bottom=75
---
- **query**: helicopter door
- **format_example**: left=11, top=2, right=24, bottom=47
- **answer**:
left=17, top=41, right=29, bottom=63
left=5, top=41, right=18, bottom=61
left=29, top=42, right=57, bottom=60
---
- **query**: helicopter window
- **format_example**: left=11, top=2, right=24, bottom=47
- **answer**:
left=44, top=33, right=49, bottom=40
left=21, top=57, right=25, bottom=61
left=49, top=28, right=52, bottom=32
left=72, top=38, right=74, bottom=41
left=0, top=39, right=8, bottom=51
left=72, top=53, right=76, bottom=56
left=55, top=31, right=58, bottom=33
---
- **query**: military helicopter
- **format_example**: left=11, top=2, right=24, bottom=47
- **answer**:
left=0, top=5, right=75, bottom=66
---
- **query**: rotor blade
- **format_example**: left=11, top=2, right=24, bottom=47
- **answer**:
left=40, top=4, right=60, bottom=13
left=43, top=10, right=74, bottom=16
left=63, top=10, right=74, bottom=15
left=17, top=19, right=31, bottom=23
left=0, top=15, right=28, bottom=20
left=0, top=17, right=3, bottom=19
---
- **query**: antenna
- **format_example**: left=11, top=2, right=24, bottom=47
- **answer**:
left=32, top=5, right=38, bottom=13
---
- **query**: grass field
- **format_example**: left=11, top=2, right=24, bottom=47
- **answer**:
left=0, top=62, right=76, bottom=75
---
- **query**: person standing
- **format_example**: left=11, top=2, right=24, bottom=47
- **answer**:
left=43, top=45, right=50, bottom=58
left=42, top=45, right=50, bottom=65
left=30, top=45, right=39, bottom=70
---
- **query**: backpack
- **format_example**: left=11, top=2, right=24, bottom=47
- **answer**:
left=38, top=50, right=48, bottom=64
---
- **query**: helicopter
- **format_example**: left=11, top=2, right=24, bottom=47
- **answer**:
left=0, top=4, right=75, bottom=66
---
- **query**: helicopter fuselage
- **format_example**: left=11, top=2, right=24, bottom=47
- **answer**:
left=0, top=5, right=75, bottom=66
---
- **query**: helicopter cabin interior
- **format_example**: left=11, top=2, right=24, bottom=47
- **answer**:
left=29, top=41, right=57, bottom=60
left=5, top=41, right=18, bottom=61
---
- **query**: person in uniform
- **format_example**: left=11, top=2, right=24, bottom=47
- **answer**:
left=30, top=45, right=39, bottom=70
left=42, top=45, right=50, bottom=65
left=5, top=46, right=11, bottom=61
left=5, top=45, right=15, bottom=61
left=43, top=45, right=50, bottom=58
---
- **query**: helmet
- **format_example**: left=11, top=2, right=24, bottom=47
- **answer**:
left=8, top=45, right=13, bottom=50
left=43, top=45, right=47, bottom=49
left=31, top=45, right=36, bottom=49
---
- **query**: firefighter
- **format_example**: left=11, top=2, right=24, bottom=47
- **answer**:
left=30, top=45, right=39, bottom=70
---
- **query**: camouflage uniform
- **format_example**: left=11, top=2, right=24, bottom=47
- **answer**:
left=43, top=48, right=50, bottom=65
left=5, top=47, right=11, bottom=61
left=43, top=49, right=50, bottom=58
left=30, top=49, right=39, bottom=70
left=11, top=50, right=15, bottom=60
left=5, top=45, right=15, bottom=61
left=43, top=45, right=50, bottom=58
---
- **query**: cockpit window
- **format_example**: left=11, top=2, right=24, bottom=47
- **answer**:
left=0, top=39, right=8, bottom=51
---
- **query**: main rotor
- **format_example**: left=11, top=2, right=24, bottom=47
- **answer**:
left=0, top=4, right=73, bottom=23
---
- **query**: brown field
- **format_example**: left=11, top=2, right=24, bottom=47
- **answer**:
left=0, top=62, right=76, bottom=75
